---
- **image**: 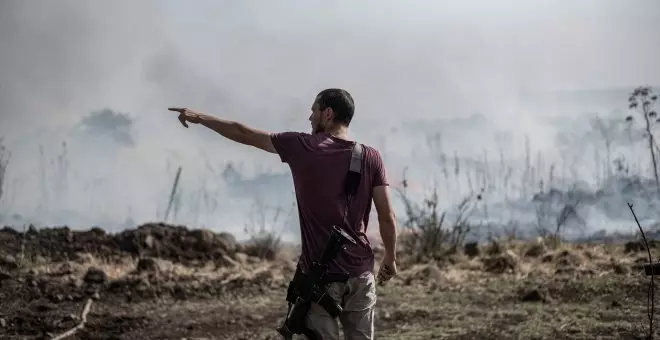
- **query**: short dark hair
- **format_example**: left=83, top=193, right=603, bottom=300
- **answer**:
left=315, top=88, right=355, bottom=126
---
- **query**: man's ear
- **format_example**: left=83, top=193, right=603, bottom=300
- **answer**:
left=323, top=108, right=335, bottom=122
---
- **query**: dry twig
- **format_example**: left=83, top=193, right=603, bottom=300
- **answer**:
left=50, top=298, right=93, bottom=340
left=164, top=166, right=182, bottom=222
left=627, top=202, right=654, bottom=339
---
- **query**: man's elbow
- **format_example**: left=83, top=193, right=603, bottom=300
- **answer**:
left=232, top=122, right=252, bottom=144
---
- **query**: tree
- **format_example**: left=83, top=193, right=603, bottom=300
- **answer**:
left=625, top=86, right=659, bottom=189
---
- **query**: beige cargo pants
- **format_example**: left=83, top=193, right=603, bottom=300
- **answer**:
left=294, top=271, right=377, bottom=340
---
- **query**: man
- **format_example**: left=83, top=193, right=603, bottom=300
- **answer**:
left=169, top=88, right=398, bottom=339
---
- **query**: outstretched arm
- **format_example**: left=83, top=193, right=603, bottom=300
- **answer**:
left=168, top=108, right=276, bottom=153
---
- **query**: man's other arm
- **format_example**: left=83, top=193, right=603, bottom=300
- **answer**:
left=373, top=185, right=398, bottom=261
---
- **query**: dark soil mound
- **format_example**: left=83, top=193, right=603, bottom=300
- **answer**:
left=0, top=223, right=240, bottom=266
left=113, top=223, right=239, bottom=264
left=0, top=225, right=120, bottom=263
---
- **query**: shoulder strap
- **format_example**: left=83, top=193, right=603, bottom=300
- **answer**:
left=344, top=143, right=364, bottom=197
left=337, top=143, right=364, bottom=251
left=349, top=142, right=364, bottom=174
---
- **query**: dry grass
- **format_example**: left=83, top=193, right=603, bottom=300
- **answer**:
left=369, top=240, right=652, bottom=339
left=1, top=236, right=656, bottom=340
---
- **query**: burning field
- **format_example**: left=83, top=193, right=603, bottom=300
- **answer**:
left=0, top=223, right=656, bottom=340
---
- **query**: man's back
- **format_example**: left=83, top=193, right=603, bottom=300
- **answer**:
left=271, top=131, right=388, bottom=277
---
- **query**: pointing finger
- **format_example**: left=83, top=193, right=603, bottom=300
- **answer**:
left=178, top=114, right=189, bottom=128
left=168, top=107, right=185, bottom=113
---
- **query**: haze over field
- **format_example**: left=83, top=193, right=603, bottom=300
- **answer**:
left=0, top=0, right=659, bottom=242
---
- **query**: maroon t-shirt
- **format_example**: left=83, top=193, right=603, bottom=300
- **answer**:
left=270, top=131, right=388, bottom=277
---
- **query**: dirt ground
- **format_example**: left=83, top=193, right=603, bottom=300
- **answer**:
left=0, top=224, right=657, bottom=340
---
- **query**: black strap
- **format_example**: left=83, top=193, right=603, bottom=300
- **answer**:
left=349, top=142, right=363, bottom=174
left=340, top=142, right=364, bottom=237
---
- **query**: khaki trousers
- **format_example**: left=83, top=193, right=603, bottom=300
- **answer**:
left=294, top=271, right=377, bottom=340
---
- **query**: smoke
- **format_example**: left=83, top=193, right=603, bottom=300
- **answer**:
left=0, top=0, right=659, bottom=241
left=74, top=109, right=136, bottom=147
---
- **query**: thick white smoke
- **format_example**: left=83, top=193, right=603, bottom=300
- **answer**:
left=0, top=0, right=659, bottom=242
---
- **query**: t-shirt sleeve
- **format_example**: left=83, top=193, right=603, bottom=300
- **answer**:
left=270, top=131, right=303, bottom=164
left=371, top=148, right=389, bottom=187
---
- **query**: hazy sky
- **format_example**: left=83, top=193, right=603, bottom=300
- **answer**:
left=0, top=0, right=659, bottom=235
left=2, top=0, right=659, bottom=130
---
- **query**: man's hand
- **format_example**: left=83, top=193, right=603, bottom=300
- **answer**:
left=168, top=107, right=202, bottom=128
left=376, top=253, right=398, bottom=286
